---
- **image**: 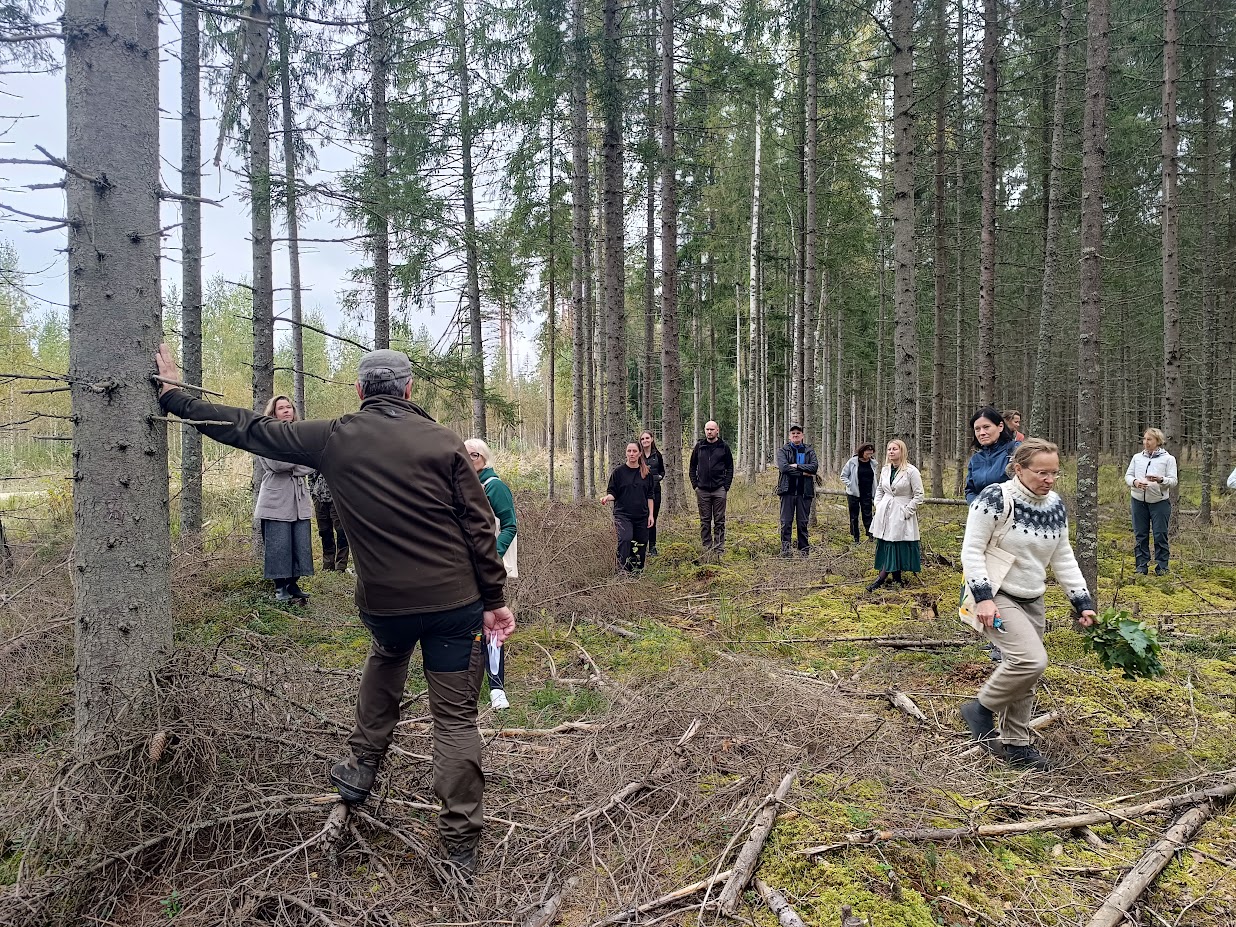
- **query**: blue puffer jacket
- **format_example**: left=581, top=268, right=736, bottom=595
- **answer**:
left=964, top=439, right=1021, bottom=504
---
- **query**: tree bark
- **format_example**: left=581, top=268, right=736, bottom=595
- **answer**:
left=659, top=0, right=684, bottom=514
left=601, top=0, right=625, bottom=468
left=803, top=0, right=818, bottom=443
left=1198, top=4, right=1217, bottom=523
left=1160, top=0, right=1180, bottom=455
left=277, top=4, right=304, bottom=419
left=1075, top=0, right=1111, bottom=596
left=643, top=21, right=656, bottom=431
left=570, top=0, right=588, bottom=502
left=180, top=0, right=203, bottom=536
left=547, top=115, right=557, bottom=500
left=367, top=0, right=390, bottom=350
left=246, top=0, right=274, bottom=524
left=1029, top=0, right=1072, bottom=437
left=66, top=0, right=173, bottom=752
left=891, top=0, right=917, bottom=448
left=458, top=0, right=485, bottom=438
left=930, top=0, right=947, bottom=496
left=746, top=104, right=762, bottom=483
left=977, top=0, right=998, bottom=405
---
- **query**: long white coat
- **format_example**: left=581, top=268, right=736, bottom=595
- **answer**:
left=870, top=463, right=925, bottom=542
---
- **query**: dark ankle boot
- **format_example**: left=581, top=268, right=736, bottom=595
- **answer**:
left=329, top=753, right=380, bottom=803
left=865, top=572, right=887, bottom=593
left=274, top=578, right=293, bottom=602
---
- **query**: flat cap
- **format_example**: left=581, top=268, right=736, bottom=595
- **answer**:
left=356, top=348, right=412, bottom=382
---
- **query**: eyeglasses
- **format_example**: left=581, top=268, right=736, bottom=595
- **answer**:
left=469, top=452, right=482, bottom=459
left=1026, top=469, right=1061, bottom=479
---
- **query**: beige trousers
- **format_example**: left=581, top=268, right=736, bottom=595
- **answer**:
left=978, top=593, right=1048, bottom=746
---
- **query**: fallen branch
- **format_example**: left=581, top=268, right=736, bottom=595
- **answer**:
left=717, top=767, right=800, bottom=913
left=755, top=879, right=808, bottom=927
left=717, top=636, right=970, bottom=649
left=524, top=875, right=579, bottom=927
left=800, top=781, right=1236, bottom=854
left=886, top=690, right=927, bottom=723
left=591, top=869, right=733, bottom=926
left=958, top=711, right=1060, bottom=759
left=1085, top=800, right=1225, bottom=927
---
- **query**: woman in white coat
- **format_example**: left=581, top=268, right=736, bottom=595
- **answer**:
left=867, top=439, right=925, bottom=591
left=1124, top=427, right=1178, bottom=576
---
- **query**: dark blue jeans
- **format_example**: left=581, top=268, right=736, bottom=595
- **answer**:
left=1131, top=498, right=1170, bottom=573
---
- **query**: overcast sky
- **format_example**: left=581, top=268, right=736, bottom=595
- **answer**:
left=0, top=12, right=529, bottom=365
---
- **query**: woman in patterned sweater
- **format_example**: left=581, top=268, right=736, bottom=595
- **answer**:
left=958, top=438, right=1097, bottom=770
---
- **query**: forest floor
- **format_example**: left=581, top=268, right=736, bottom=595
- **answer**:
left=1, top=465, right=1235, bottom=926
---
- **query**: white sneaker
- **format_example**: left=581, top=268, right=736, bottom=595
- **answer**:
left=489, top=689, right=510, bottom=710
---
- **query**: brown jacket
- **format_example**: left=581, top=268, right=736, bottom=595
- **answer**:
left=161, top=389, right=506, bottom=615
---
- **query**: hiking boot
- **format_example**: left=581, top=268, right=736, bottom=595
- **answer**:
left=1002, top=744, right=1055, bottom=771
left=648, top=546, right=660, bottom=557
left=328, top=754, right=379, bottom=804
left=960, top=700, right=1002, bottom=756
left=288, top=581, right=310, bottom=600
left=489, top=688, right=510, bottom=711
left=274, top=588, right=294, bottom=603
left=865, top=578, right=885, bottom=592
left=446, top=842, right=479, bottom=880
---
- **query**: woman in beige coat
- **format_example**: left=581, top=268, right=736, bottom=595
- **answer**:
left=866, top=439, right=924, bottom=591
left=256, top=395, right=315, bottom=603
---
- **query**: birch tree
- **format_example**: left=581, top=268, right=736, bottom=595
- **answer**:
left=180, top=0, right=204, bottom=535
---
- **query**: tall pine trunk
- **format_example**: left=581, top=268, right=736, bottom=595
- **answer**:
left=66, top=0, right=172, bottom=752
left=745, top=103, right=762, bottom=483
left=458, top=0, right=486, bottom=438
left=803, top=0, right=818, bottom=442
left=642, top=22, right=656, bottom=430
left=180, top=0, right=203, bottom=536
left=1029, top=0, right=1072, bottom=437
left=977, top=0, right=998, bottom=404
left=1075, top=0, right=1111, bottom=597
left=278, top=4, right=304, bottom=419
left=547, top=115, right=558, bottom=500
left=891, top=0, right=917, bottom=447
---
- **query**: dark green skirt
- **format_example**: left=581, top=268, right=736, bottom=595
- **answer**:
left=874, top=539, right=921, bottom=573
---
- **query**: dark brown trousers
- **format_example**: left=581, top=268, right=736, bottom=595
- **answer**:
left=348, top=600, right=485, bottom=850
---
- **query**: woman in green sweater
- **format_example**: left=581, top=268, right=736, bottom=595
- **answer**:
left=465, top=439, right=518, bottom=710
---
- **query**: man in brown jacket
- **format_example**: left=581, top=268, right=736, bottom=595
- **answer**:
left=156, top=345, right=515, bottom=876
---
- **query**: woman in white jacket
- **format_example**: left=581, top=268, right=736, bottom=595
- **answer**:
left=866, top=439, right=924, bottom=591
left=1124, top=427, right=1178, bottom=576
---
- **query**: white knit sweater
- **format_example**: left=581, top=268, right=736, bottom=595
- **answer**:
left=961, top=477, right=1094, bottom=612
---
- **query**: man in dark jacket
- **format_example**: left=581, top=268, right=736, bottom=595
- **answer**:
left=156, top=344, right=514, bottom=877
left=775, top=425, right=818, bottom=556
left=688, top=420, right=734, bottom=554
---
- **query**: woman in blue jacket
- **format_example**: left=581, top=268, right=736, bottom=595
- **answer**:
left=964, top=406, right=1020, bottom=504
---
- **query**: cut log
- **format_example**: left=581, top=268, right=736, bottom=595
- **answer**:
left=800, top=781, right=1236, bottom=854
left=958, top=711, right=1060, bottom=759
left=1085, top=801, right=1220, bottom=927
left=591, top=869, right=733, bottom=926
left=718, top=767, right=799, bottom=913
left=524, top=875, right=579, bottom=927
left=886, top=690, right=927, bottom=722
left=755, top=879, right=808, bottom=927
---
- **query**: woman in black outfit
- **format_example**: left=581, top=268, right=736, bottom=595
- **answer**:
left=601, top=442, right=656, bottom=572
left=639, top=430, right=665, bottom=556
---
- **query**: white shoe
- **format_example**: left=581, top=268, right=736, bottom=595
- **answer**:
left=489, top=689, right=510, bottom=710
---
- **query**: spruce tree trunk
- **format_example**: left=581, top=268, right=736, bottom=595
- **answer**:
left=977, top=0, right=998, bottom=405
left=368, top=0, right=390, bottom=351
left=1198, top=5, right=1217, bottom=523
left=66, top=0, right=172, bottom=753
left=458, top=0, right=486, bottom=439
left=570, top=0, right=588, bottom=502
left=746, top=103, right=762, bottom=483
left=278, top=5, right=304, bottom=419
left=1160, top=0, right=1180, bottom=452
left=803, top=0, right=818, bottom=442
left=891, top=0, right=918, bottom=447
left=930, top=0, right=947, bottom=497
left=1075, top=0, right=1111, bottom=597
left=601, top=0, right=625, bottom=468
left=180, top=0, right=203, bottom=537
left=643, top=23, right=656, bottom=431
left=547, top=115, right=557, bottom=500
left=1029, top=0, right=1072, bottom=438
left=246, top=0, right=274, bottom=521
